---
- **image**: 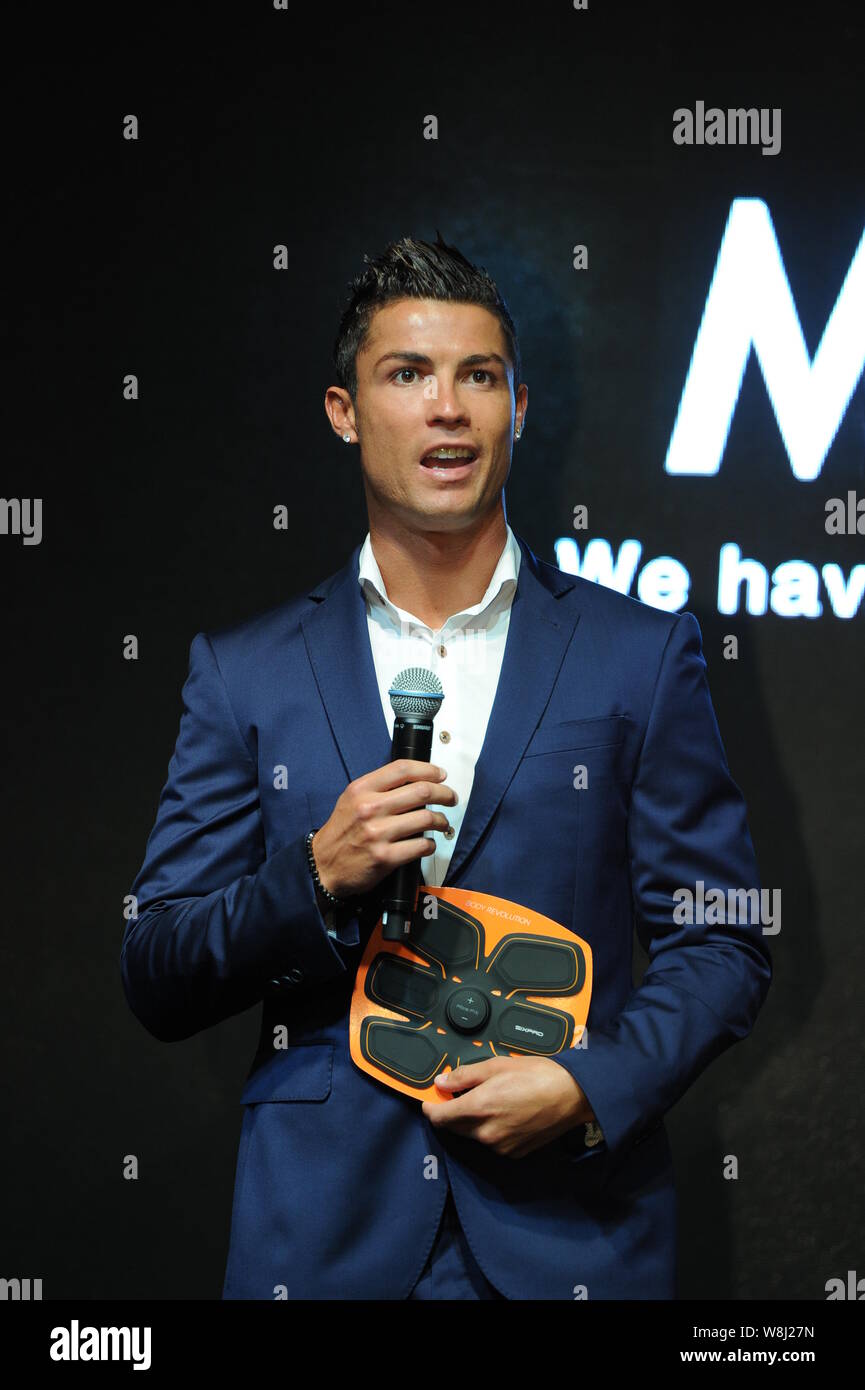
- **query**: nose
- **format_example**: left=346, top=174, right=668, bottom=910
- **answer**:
left=428, top=382, right=470, bottom=426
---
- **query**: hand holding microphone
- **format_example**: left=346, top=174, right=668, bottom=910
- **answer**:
left=310, top=669, right=453, bottom=933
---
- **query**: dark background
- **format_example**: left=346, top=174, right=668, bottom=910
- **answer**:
left=2, top=0, right=862, bottom=1299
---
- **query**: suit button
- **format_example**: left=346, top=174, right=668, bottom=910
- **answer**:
left=284, top=967, right=304, bottom=984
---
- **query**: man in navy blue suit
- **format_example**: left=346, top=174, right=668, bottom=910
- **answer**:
left=121, top=232, right=771, bottom=1300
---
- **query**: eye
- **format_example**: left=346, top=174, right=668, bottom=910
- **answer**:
left=390, top=366, right=496, bottom=385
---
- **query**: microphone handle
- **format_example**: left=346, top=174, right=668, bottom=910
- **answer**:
left=380, top=714, right=434, bottom=940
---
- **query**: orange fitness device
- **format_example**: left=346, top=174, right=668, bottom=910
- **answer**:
left=350, top=885, right=593, bottom=1103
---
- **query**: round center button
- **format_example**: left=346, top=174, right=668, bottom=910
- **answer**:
left=446, top=986, right=491, bottom=1035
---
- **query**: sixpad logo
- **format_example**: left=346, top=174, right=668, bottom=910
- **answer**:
left=49, top=1321, right=151, bottom=1370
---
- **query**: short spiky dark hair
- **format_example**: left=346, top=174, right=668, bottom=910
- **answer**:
left=332, top=230, right=521, bottom=404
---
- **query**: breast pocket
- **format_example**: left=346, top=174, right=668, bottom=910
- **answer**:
left=240, top=1042, right=334, bottom=1104
left=522, top=715, right=627, bottom=760
left=521, top=717, right=628, bottom=796
left=509, top=717, right=628, bottom=880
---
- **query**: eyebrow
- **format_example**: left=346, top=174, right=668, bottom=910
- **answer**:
left=374, top=350, right=510, bottom=373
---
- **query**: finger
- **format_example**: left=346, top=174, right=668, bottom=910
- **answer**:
left=381, top=834, right=438, bottom=865
left=361, top=760, right=449, bottom=792
left=434, top=1064, right=493, bottom=1093
left=377, top=807, right=451, bottom=842
left=377, top=778, right=459, bottom=813
left=425, top=1078, right=490, bottom=1126
left=426, top=1102, right=487, bottom=1132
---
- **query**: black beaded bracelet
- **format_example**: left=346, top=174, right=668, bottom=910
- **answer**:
left=306, top=828, right=344, bottom=906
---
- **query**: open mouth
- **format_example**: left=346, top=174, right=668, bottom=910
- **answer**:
left=419, top=445, right=479, bottom=477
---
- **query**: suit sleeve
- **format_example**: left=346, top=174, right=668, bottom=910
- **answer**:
left=548, top=610, right=772, bottom=1168
left=120, top=631, right=360, bottom=1043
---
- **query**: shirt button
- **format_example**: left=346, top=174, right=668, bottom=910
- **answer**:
left=439, top=730, right=451, bottom=743
left=438, top=644, right=447, bottom=656
left=443, top=826, right=455, bottom=839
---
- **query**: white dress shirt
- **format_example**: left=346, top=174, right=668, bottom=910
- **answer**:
left=357, top=525, right=521, bottom=888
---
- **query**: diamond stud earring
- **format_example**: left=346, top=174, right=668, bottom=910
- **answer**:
left=342, top=433, right=351, bottom=443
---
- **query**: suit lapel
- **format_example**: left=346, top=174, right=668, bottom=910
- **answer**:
left=300, top=530, right=581, bottom=886
left=301, top=542, right=393, bottom=784
left=442, top=533, right=580, bottom=883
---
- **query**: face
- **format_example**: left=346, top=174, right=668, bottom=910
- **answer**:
left=330, top=298, right=527, bottom=535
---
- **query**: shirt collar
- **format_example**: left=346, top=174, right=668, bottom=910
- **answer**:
left=358, top=524, right=521, bottom=630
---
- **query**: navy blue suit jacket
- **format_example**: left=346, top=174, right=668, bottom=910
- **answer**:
left=121, top=531, right=771, bottom=1299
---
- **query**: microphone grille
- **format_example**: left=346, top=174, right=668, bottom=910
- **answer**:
left=388, top=666, right=444, bottom=717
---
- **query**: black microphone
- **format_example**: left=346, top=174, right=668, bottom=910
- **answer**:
left=380, top=666, right=445, bottom=941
